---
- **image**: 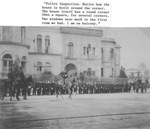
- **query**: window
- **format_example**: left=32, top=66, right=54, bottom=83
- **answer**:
left=87, top=44, right=91, bottom=58
left=2, top=54, right=13, bottom=72
left=37, top=35, right=42, bottom=53
left=101, top=48, right=104, bottom=61
left=37, top=62, right=42, bottom=71
left=2, top=27, right=9, bottom=41
left=112, top=68, right=114, bottom=77
left=2, top=27, right=13, bottom=41
left=110, top=48, right=114, bottom=59
left=83, top=47, right=86, bottom=55
left=45, top=35, right=50, bottom=53
left=93, top=47, right=95, bottom=55
left=68, top=42, right=73, bottom=57
left=21, top=27, right=26, bottom=44
left=101, top=68, right=104, bottom=77
left=45, top=62, right=50, bottom=67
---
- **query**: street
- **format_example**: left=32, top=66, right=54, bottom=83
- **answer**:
left=1, top=91, right=150, bottom=129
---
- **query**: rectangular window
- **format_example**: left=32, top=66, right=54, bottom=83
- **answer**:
left=3, top=60, right=7, bottom=71
left=9, top=60, right=13, bottom=67
left=3, top=60, right=7, bottom=67
left=21, top=27, right=26, bottom=44
left=93, top=47, right=95, bottom=55
left=37, top=66, right=42, bottom=71
left=83, top=47, right=86, bottom=55
left=37, top=39, right=42, bottom=53
left=3, top=27, right=8, bottom=41
left=68, top=45, right=73, bottom=58
left=112, top=68, right=114, bottom=77
left=45, top=39, right=50, bottom=53
left=101, top=68, right=104, bottom=77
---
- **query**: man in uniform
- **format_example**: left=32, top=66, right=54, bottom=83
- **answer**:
left=62, top=70, right=68, bottom=86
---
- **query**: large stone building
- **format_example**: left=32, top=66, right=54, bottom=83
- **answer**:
left=0, top=26, right=121, bottom=80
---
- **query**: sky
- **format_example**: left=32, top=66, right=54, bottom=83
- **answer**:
left=103, top=28, right=150, bottom=70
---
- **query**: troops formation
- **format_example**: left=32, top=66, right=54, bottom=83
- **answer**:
left=18, top=81, right=132, bottom=96
left=0, top=77, right=149, bottom=100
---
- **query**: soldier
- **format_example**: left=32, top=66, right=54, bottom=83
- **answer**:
left=56, top=81, right=63, bottom=99
left=143, top=79, right=149, bottom=93
left=62, top=70, right=68, bottom=86
left=135, top=81, right=139, bottom=93
left=32, top=82, right=36, bottom=95
left=0, top=79, right=6, bottom=100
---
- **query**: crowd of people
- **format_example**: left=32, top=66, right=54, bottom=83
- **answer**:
left=18, top=81, right=132, bottom=96
left=0, top=69, right=149, bottom=100
left=0, top=79, right=149, bottom=101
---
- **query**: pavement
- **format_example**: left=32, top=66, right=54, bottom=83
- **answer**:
left=1, top=90, right=150, bottom=129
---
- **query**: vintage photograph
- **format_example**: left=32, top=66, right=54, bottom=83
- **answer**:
left=0, top=26, right=150, bottom=129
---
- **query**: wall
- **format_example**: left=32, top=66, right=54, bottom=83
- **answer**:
left=61, top=28, right=102, bottom=77
left=101, top=38, right=116, bottom=77
left=26, top=27, right=62, bottom=54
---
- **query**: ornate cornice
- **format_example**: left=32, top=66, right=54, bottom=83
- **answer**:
left=60, top=27, right=103, bottom=37
left=0, top=41, right=30, bottom=49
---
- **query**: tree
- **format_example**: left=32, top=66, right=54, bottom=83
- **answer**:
left=7, top=59, right=22, bottom=82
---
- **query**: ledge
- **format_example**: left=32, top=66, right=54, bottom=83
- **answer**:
left=0, top=41, right=30, bottom=49
left=60, top=27, right=103, bottom=37
left=115, top=44, right=121, bottom=48
left=29, top=52, right=62, bottom=56
left=65, top=56, right=77, bottom=60
left=82, top=57, right=100, bottom=60
left=101, top=38, right=116, bottom=44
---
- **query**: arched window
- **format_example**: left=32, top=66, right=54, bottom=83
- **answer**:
left=37, top=62, right=42, bottom=71
left=2, top=54, right=13, bottom=72
left=101, top=48, right=104, bottom=61
left=110, top=48, right=114, bottom=59
left=87, top=44, right=91, bottom=52
left=68, top=42, right=73, bottom=57
left=45, top=35, right=50, bottom=53
left=87, top=44, right=91, bottom=58
left=37, top=35, right=42, bottom=53
left=21, top=56, right=27, bottom=73
left=45, top=62, right=50, bottom=67
left=44, top=62, right=51, bottom=73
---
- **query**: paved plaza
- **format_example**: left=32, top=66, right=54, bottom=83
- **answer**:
left=1, top=91, right=150, bottom=129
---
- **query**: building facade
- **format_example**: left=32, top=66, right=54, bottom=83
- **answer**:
left=101, top=38, right=121, bottom=78
left=0, top=26, right=121, bottom=79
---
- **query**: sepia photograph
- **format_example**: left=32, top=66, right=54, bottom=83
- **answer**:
left=1, top=0, right=150, bottom=129
left=0, top=26, right=150, bottom=129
